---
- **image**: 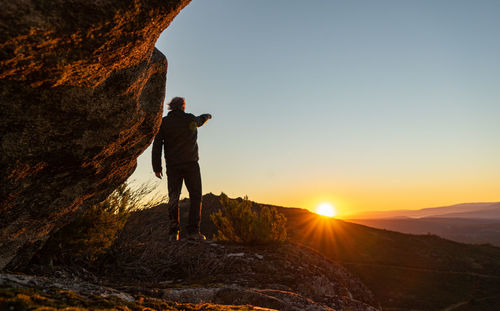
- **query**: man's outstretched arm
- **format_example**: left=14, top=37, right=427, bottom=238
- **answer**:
left=151, top=122, right=164, bottom=178
left=195, top=114, right=212, bottom=127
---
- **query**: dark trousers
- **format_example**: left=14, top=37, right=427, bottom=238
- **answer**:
left=166, top=161, right=202, bottom=234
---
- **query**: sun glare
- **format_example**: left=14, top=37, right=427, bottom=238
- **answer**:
left=315, top=202, right=337, bottom=217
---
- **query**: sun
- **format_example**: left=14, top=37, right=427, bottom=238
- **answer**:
left=315, top=202, right=337, bottom=217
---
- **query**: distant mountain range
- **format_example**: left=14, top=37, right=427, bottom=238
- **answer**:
left=346, top=202, right=500, bottom=247
left=348, top=217, right=500, bottom=247
left=347, top=202, right=500, bottom=219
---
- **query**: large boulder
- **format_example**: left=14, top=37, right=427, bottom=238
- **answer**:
left=0, top=0, right=191, bottom=270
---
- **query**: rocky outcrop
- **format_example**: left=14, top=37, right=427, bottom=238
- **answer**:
left=94, top=207, right=380, bottom=311
left=0, top=0, right=191, bottom=270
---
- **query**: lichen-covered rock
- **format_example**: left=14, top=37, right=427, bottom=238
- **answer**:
left=0, top=0, right=191, bottom=270
left=0, top=273, right=275, bottom=311
left=0, top=273, right=135, bottom=302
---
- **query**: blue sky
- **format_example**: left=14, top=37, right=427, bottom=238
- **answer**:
left=130, top=0, right=500, bottom=215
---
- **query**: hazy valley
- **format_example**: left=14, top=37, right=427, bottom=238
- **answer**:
left=347, top=202, right=500, bottom=247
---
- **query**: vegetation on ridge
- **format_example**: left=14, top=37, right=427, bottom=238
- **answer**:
left=210, top=193, right=287, bottom=244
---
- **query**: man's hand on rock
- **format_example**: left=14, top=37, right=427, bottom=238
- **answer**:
left=155, top=171, right=163, bottom=179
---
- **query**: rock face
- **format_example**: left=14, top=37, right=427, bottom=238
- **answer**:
left=0, top=0, right=191, bottom=270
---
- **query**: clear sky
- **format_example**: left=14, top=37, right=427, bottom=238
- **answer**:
left=130, top=0, right=500, bottom=217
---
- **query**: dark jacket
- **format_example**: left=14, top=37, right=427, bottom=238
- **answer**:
left=152, top=110, right=210, bottom=171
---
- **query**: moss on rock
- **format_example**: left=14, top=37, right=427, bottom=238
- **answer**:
left=0, top=287, right=271, bottom=311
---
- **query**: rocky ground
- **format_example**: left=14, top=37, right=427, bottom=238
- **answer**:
left=0, top=205, right=380, bottom=311
left=1, top=242, right=379, bottom=311
left=0, top=273, right=271, bottom=310
left=102, top=240, right=379, bottom=311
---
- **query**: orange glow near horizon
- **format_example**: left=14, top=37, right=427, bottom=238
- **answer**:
left=315, top=202, right=337, bottom=217
left=248, top=179, right=500, bottom=218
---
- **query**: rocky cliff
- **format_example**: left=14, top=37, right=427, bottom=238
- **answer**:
left=0, top=0, right=190, bottom=270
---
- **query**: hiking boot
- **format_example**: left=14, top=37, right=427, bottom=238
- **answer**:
left=168, top=230, right=180, bottom=241
left=185, top=232, right=206, bottom=241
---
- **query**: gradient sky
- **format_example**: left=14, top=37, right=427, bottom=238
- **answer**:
left=130, top=0, right=500, bottom=217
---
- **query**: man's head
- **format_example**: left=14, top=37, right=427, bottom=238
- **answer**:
left=168, top=97, right=186, bottom=111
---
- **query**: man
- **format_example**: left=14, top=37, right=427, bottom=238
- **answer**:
left=152, top=97, right=212, bottom=241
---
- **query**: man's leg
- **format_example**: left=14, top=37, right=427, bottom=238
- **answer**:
left=183, top=162, right=202, bottom=234
left=166, top=165, right=183, bottom=235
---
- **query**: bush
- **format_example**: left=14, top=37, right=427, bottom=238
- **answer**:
left=210, top=193, right=287, bottom=244
left=37, top=182, right=162, bottom=265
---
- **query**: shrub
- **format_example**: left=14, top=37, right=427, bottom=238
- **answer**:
left=36, top=182, right=162, bottom=265
left=210, top=193, right=287, bottom=244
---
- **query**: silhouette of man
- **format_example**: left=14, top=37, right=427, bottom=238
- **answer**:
left=152, top=97, right=212, bottom=241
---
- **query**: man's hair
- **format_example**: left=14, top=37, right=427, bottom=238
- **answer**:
left=168, top=97, right=185, bottom=111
